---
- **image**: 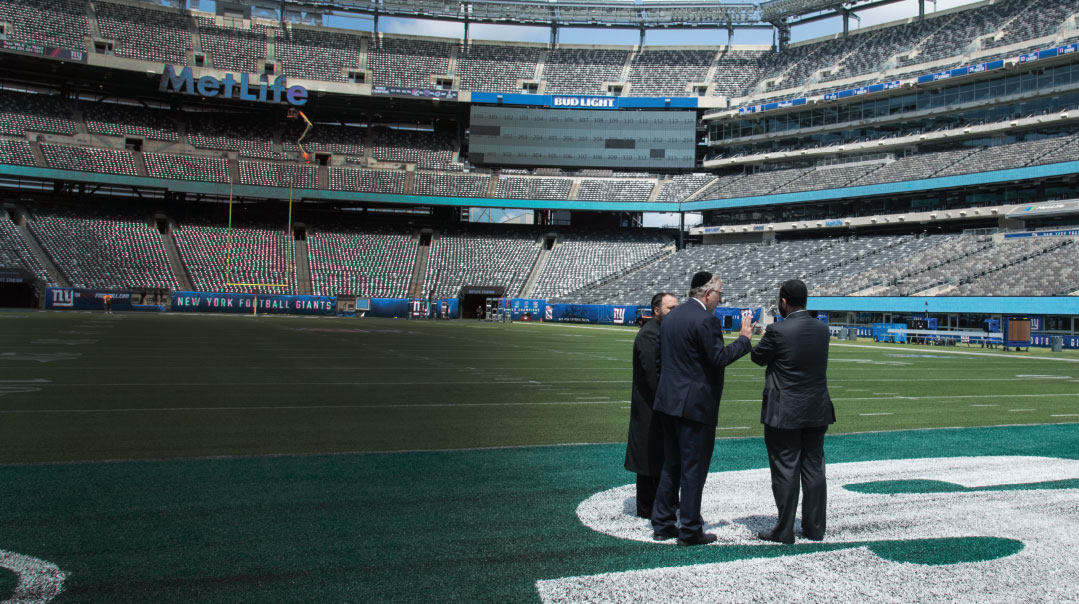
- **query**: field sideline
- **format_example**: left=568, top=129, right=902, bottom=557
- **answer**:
left=1, top=311, right=1078, bottom=602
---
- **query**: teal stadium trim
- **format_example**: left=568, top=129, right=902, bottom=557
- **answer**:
left=0, top=164, right=678, bottom=212
left=5, top=160, right=1079, bottom=213
left=683, top=160, right=1079, bottom=212
left=809, top=296, right=1079, bottom=315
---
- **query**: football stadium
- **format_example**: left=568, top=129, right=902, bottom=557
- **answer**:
left=0, top=0, right=1078, bottom=601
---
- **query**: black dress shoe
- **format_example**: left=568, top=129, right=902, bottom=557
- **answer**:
left=652, top=526, right=679, bottom=541
left=756, top=529, right=794, bottom=545
left=676, top=532, right=717, bottom=546
left=802, top=533, right=824, bottom=542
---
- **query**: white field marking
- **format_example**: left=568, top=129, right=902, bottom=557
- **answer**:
left=0, top=353, right=80, bottom=363
left=545, top=457, right=1079, bottom=603
left=0, top=549, right=66, bottom=604
left=0, top=387, right=42, bottom=397
left=972, top=404, right=999, bottom=407
left=576, top=396, right=610, bottom=400
left=1015, top=375, right=1071, bottom=379
left=830, top=358, right=911, bottom=366
left=832, top=342, right=1079, bottom=363
left=871, top=393, right=899, bottom=395
left=0, top=400, right=635, bottom=414
left=515, top=323, right=642, bottom=333
left=1010, top=409, right=1037, bottom=412
left=0, top=380, right=50, bottom=384
left=859, top=413, right=894, bottom=416
left=617, top=339, right=635, bottom=343
left=1051, top=414, right=1079, bottom=417
left=716, top=426, right=750, bottom=431
left=7, top=380, right=632, bottom=388
left=718, top=393, right=1079, bottom=404
left=31, top=339, right=96, bottom=346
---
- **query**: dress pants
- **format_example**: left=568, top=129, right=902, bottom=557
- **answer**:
left=635, top=474, right=660, bottom=518
left=764, top=424, right=828, bottom=542
left=651, top=412, right=715, bottom=541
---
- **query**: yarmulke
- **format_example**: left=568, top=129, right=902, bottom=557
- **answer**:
left=691, top=271, right=713, bottom=289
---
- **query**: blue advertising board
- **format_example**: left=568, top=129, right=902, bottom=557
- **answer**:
left=916, top=60, right=1005, bottom=84
left=823, top=80, right=901, bottom=101
left=366, top=298, right=409, bottom=319
left=546, top=303, right=640, bottom=325
left=510, top=298, right=546, bottom=321
left=1019, top=43, right=1078, bottom=64
left=714, top=307, right=762, bottom=329
left=170, top=291, right=336, bottom=315
left=45, top=287, right=132, bottom=311
left=738, top=97, right=806, bottom=115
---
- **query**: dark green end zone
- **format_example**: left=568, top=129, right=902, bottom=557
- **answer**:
left=0, top=424, right=1076, bottom=603
left=0, top=568, right=16, bottom=601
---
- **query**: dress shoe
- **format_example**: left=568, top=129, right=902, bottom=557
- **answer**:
left=676, top=532, right=717, bottom=546
left=802, top=532, right=824, bottom=542
left=652, top=526, right=679, bottom=541
left=756, top=529, right=794, bottom=545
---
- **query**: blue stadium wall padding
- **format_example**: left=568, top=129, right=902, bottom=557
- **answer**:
left=510, top=298, right=546, bottom=320
left=808, top=296, right=1079, bottom=316
left=46, top=288, right=133, bottom=311
left=169, top=291, right=336, bottom=315
left=545, top=303, right=643, bottom=325
left=366, top=298, right=409, bottom=318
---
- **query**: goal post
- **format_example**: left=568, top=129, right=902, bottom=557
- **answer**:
left=224, top=178, right=295, bottom=289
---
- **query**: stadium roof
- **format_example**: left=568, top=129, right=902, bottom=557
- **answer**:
left=280, top=0, right=763, bottom=28
left=759, top=0, right=844, bottom=22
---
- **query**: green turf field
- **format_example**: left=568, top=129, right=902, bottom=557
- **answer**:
left=1, top=312, right=1077, bottom=463
left=1, top=311, right=1077, bottom=602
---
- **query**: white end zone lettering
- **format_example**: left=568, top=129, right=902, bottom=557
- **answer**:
left=539, top=457, right=1079, bottom=603
left=0, top=550, right=66, bottom=604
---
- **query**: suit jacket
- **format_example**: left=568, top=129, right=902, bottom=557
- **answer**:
left=653, top=299, right=752, bottom=427
left=625, top=317, right=663, bottom=475
left=751, top=310, right=835, bottom=429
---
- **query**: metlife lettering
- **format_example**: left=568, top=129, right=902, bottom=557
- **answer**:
left=159, top=65, right=308, bottom=106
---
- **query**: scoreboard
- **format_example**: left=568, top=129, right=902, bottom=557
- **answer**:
left=468, top=106, right=696, bottom=169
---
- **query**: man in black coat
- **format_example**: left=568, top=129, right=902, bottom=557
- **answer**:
left=651, top=272, right=754, bottom=546
left=625, top=292, right=679, bottom=518
left=750, top=279, right=835, bottom=545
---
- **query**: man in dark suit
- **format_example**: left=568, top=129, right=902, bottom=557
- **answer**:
left=651, top=272, right=754, bottom=546
left=625, top=292, right=679, bottom=518
left=750, top=279, right=835, bottom=545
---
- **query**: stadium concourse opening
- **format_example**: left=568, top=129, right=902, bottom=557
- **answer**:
left=0, top=267, right=38, bottom=308
left=460, top=285, right=505, bottom=319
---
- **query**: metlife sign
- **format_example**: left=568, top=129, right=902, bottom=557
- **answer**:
left=159, top=65, right=308, bottom=106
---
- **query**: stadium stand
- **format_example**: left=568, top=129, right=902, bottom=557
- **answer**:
left=307, top=225, right=415, bottom=298
left=456, top=43, right=543, bottom=94
left=41, top=144, right=138, bottom=176
left=238, top=160, right=318, bottom=189
left=627, top=49, right=713, bottom=97
left=144, top=153, right=229, bottom=183
left=328, top=168, right=406, bottom=193
left=531, top=231, right=672, bottom=301
left=413, top=172, right=490, bottom=198
left=656, top=174, right=718, bottom=202
left=186, top=113, right=278, bottom=159
left=370, top=128, right=456, bottom=170
left=0, top=139, right=36, bottom=166
left=282, top=123, right=366, bottom=158
left=0, top=91, right=77, bottom=136
left=83, top=101, right=180, bottom=141
left=957, top=239, right=1079, bottom=296
left=0, top=0, right=86, bottom=52
left=576, top=179, right=655, bottom=202
left=94, top=1, right=191, bottom=65
left=276, top=26, right=364, bottom=83
left=368, top=36, right=453, bottom=89
left=543, top=48, right=629, bottom=95
left=494, top=177, right=572, bottom=200
left=0, top=212, right=53, bottom=286
left=195, top=16, right=267, bottom=74
left=422, top=225, right=541, bottom=299
left=174, top=219, right=297, bottom=294
left=26, top=207, right=177, bottom=289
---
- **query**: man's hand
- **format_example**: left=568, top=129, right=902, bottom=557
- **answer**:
left=739, top=311, right=754, bottom=338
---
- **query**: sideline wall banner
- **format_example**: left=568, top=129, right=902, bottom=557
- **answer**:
left=170, top=291, right=336, bottom=315
left=547, top=304, right=643, bottom=325
left=45, top=288, right=132, bottom=311
left=510, top=298, right=545, bottom=321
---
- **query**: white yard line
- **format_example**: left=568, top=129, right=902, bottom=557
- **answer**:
left=832, top=342, right=1079, bottom=363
